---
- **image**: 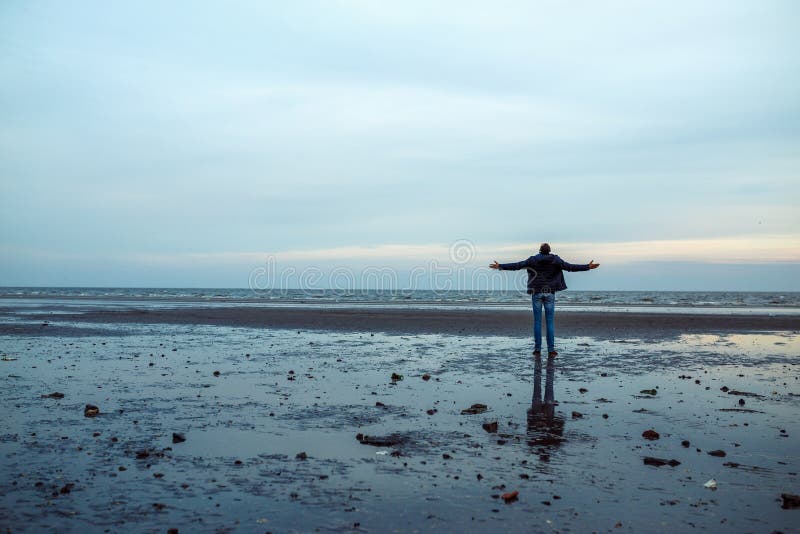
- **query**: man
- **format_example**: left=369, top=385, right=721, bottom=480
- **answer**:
left=490, top=243, right=599, bottom=357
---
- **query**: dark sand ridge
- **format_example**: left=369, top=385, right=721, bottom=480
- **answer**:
left=20, top=306, right=800, bottom=338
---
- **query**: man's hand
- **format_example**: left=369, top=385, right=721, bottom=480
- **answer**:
left=589, top=260, right=600, bottom=269
left=489, top=261, right=500, bottom=269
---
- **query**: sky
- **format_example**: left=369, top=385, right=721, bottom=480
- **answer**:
left=1, top=1, right=799, bottom=290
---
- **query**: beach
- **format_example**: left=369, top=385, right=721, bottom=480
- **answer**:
left=5, top=0, right=800, bottom=531
left=1, top=297, right=799, bottom=532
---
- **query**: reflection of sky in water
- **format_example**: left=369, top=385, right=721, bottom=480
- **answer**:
left=0, top=323, right=798, bottom=532
left=678, top=332, right=800, bottom=354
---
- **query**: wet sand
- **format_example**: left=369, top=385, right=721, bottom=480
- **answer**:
left=6, top=304, right=799, bottom=339
left=1, top=304, right=799, bottom=532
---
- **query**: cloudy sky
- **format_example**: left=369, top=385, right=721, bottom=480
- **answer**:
left=1, top=1, right=798, bottom=290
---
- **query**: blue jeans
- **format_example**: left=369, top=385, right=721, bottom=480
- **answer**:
left=531, top=292, right=555, bottom=352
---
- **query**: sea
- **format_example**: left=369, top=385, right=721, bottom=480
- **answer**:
left=1, top=287, right=799, bottom=315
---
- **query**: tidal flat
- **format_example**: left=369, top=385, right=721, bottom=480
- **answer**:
left=1, top=317, right=799, bottom=532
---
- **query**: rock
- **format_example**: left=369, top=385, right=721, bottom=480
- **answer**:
left=152, top=503, right=166, bottom=511
left=41, top=392, right=65, bottom=399
left=642, top=429, right=660, bottom=440
left=640, top=389, right=657, bottom=396
left=720, top=386, right=729, bottom=392
left=172, top=432, right=186, bottom=444
left=482, top=421, right=499, bottom=433
left=213, top=371, right=220, bottom=377
left=602, top=414, right=609, bottom=419
left=59, top=483, right=74, bottom=494
left=391, top=373, right=403, bottom=381
left=356, top=433, right=404, bottom=447
left=571, top=411, right=583, bottom=419
left=643, top=457, right=681, bottom=467
left=578, top=388, right=588, bottom=394
left=501, top=490, right=519, bottom=503
left=781, top=493, right=800, bottom=509
left=723, top=462, right=740, bottom=468
left=135, top=450, right=150, bottom=459
left=442, top=453, right=452, bottom=460
left=375, top=401, right=386, bottom=408
left=738, top=398, right=745, bottom=406
left=426, top=408, right=437, bottom=415
left=296, top=451, right=308, bottom=460
left=84, top=404, right=99, bottom=418
left=422, top=373, right=431, bottom=381
left=681, top=440, right=690, bottom=448
left=461, top=403, right=488, bottom=415
left=708, top=450, right=726, bottom=457
left=727, top=390, right=764, bottom=398
left=167, top=529, right=179, bottom=534
left=703, top=479, right=717, bottom=490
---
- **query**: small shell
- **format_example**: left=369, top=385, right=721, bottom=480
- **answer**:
left=703, top=479, right=717, bottom=489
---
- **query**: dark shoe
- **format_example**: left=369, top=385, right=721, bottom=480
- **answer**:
left=548, top=351, right=558, bottom=358
left=532, top=350, right=541, bottom=356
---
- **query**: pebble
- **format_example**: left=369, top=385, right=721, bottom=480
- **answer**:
left=482, top=422, right=498, bottom=433
left=642, top=429, right=660, bottom=440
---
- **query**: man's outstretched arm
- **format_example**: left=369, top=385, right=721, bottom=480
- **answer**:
left=559, top=258, right=600, bottom=272
left=489, top=259, right=530, bottom=270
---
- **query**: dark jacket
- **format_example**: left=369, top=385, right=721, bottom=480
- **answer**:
left=499, top=253, right=590, bottom=294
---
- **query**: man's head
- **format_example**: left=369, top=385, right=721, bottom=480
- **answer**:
left=539, top=243, right=551, bottom=255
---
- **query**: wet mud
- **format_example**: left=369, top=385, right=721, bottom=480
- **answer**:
left=1, top=313, right=799, bottom=532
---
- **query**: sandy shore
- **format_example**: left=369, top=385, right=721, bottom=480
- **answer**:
left=9, top=304, right=800, bottom=339
left=1, top=302, right=799, bottom=531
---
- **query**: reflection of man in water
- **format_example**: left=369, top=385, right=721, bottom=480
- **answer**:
left=527, top=355, right=565, bottom=448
